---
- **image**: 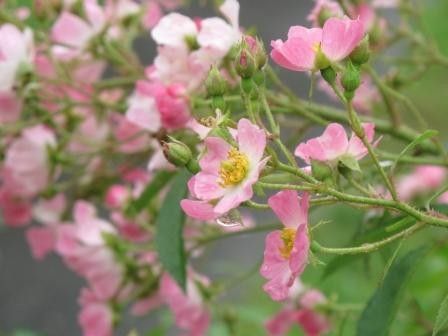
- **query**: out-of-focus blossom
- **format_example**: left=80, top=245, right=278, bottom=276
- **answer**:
left=3, top=125, right=56, bottom=197
left=149, top=0, right=241, bottom=90
left=271, top=17, right=364, bottom=72
left=295, top=123, right=376, bottom=165
left=78, top=288, right=114, bottom=336
left=0, top=187, right=32, bottom=227
left=307, top=0, right=343, bottom=27
left=181, top=118, right=267, bottom=221
left=0, top=24, right=34, bottom=91
left=126, top=80, right=190, bottom=132
left=261, top=190, right=310, bottom=301
left=266, top=282, right=330, bottom=336
left=160, top=272, right=210, bottom=336
left=396, top=165, right=446, bottom=201
left=56, top=201, right=123, bottom=300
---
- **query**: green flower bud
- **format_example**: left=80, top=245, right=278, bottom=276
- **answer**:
left=205, top=66, right=228, bottom=97
left=311, top=160, right=333, bottom=182
left=341, top=61, right=361, bottom=93
left=320, top=66, right=337, bottom=85
left=349, top=36, right=370, bottom=65
left=235, top=48, right=256, bottom=79
left=163, top=139, right=193, bottom=167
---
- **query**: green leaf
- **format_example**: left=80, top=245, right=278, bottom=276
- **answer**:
left=155, top=170, right=190, bottom=291
left=126, top=170, right=175, bottom=216
left=391, top=130, right=438, bottom=173
left=356, top=247, right=428, bottom=336
left=433, top=293, right=448, bottom=336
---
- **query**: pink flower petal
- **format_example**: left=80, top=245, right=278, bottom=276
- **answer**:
left=268, top=190, right=309, bottom=229
left=321, top=17, right=364, bottom=62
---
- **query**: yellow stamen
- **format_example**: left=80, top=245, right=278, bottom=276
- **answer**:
left=219, top=148, right=249, bottom=187
left=279, top=227, right=296, bottom=259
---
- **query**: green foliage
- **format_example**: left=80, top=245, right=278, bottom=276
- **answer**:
left=155, top=170, right=190, bottom=291
left=356, top=247, right=428, bottom=336
left=432, top=293, right=448, bottom=336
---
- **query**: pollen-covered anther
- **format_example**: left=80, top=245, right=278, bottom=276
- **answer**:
left=219, top=148, right=249, bottom=187
left=279, top=227, right=297, bottom=259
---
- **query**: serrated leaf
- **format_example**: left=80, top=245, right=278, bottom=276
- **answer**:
left=391, top=130, right=438, bottom=173
left=356, top=247, right=428, bottom=336
left=126, top=170, right=175, bottom=216
left=155, top=170, right=190, bottom=291
left=433, top=293, right=448, bottom=336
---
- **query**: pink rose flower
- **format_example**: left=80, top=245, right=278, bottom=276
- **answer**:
left=260, top=190, right=310, bottom=301
left=266, top=286, right=330, bottom=336
left=271, top=17, right=364, bottom=72
left=160, top=272, right=210, bottom=336
left=0, top=24, right=34, bottom=91
left=3, top=125, right=56, bottom=197
left=294, top=123, right=376, bottom=165
left=56, top=201, right=122, bottom=301
left=78, top=288, right=113, bottom=336
left=126, top=80, right=190, bottom=132
left=396, top=165, right=446, bottom=201
left=181, top=118, right=268, bottom=220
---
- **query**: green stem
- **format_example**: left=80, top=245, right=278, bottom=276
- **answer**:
left=312, top=221, right=425, bottom=255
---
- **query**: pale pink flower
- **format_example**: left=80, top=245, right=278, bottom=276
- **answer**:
left=78, top=288, right=113, bottom=336
left=0, top=24, right=34, bottom=91
left=105, top=185, right=130, bottom=209
left=181, top=118, right=267, bottom=220
left=271, top=17, right=364, bottom=72
left=266, top=286, right=330, bottom=336
left=51, top=6, right=105, bottom=51
left=396, top=165, right=446, bottom=201
left=160, top=272, right=210, bottom=336
left=126, top=80, right=190, bottom=132
left=0, top=91, right=22, bottom=124
left=150, top=0, right=241, bottom=90
left=56, top=201, right=122, bottom=300
left=3, top=125, right=56, bottom=197
left=110, top=113, right=150, bottom=153
left=25, top=194, right=67, bottom=260
left=307, top=0, right=343, bottom=27
left=295, top=123, right=376, bottom=165
left=260, top=190, right=310, bottom=301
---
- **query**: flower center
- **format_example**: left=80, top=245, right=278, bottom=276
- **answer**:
left=279, top=227, right=296, bottom=259
left=219, top=148, right=249, bottom=187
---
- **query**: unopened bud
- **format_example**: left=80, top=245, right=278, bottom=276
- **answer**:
left=163, top=140, right=192, bottom=167
left=320, top=66, right=337, bottom=85
left=311, top=160, right=333, bottom=182
left=317, top=8, right=335, bottom=27
left=235, top=42, right=256, bottom=79
left=341, top=61, right=360, bottom=93
left=350, top=37, right=370, bottom=65
left=205, top=66, right=228, bottom=97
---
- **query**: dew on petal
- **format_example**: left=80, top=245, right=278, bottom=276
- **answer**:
left=216, top=209, right=243, bottom=227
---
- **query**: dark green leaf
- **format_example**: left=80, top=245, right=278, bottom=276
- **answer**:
left=433, top=293, right=448, bottom=336
left=155, top=170, right=190, bottom=290
left=126, top=170, right=175, bottom=216
left=356, top=247, right=428, bottom=336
